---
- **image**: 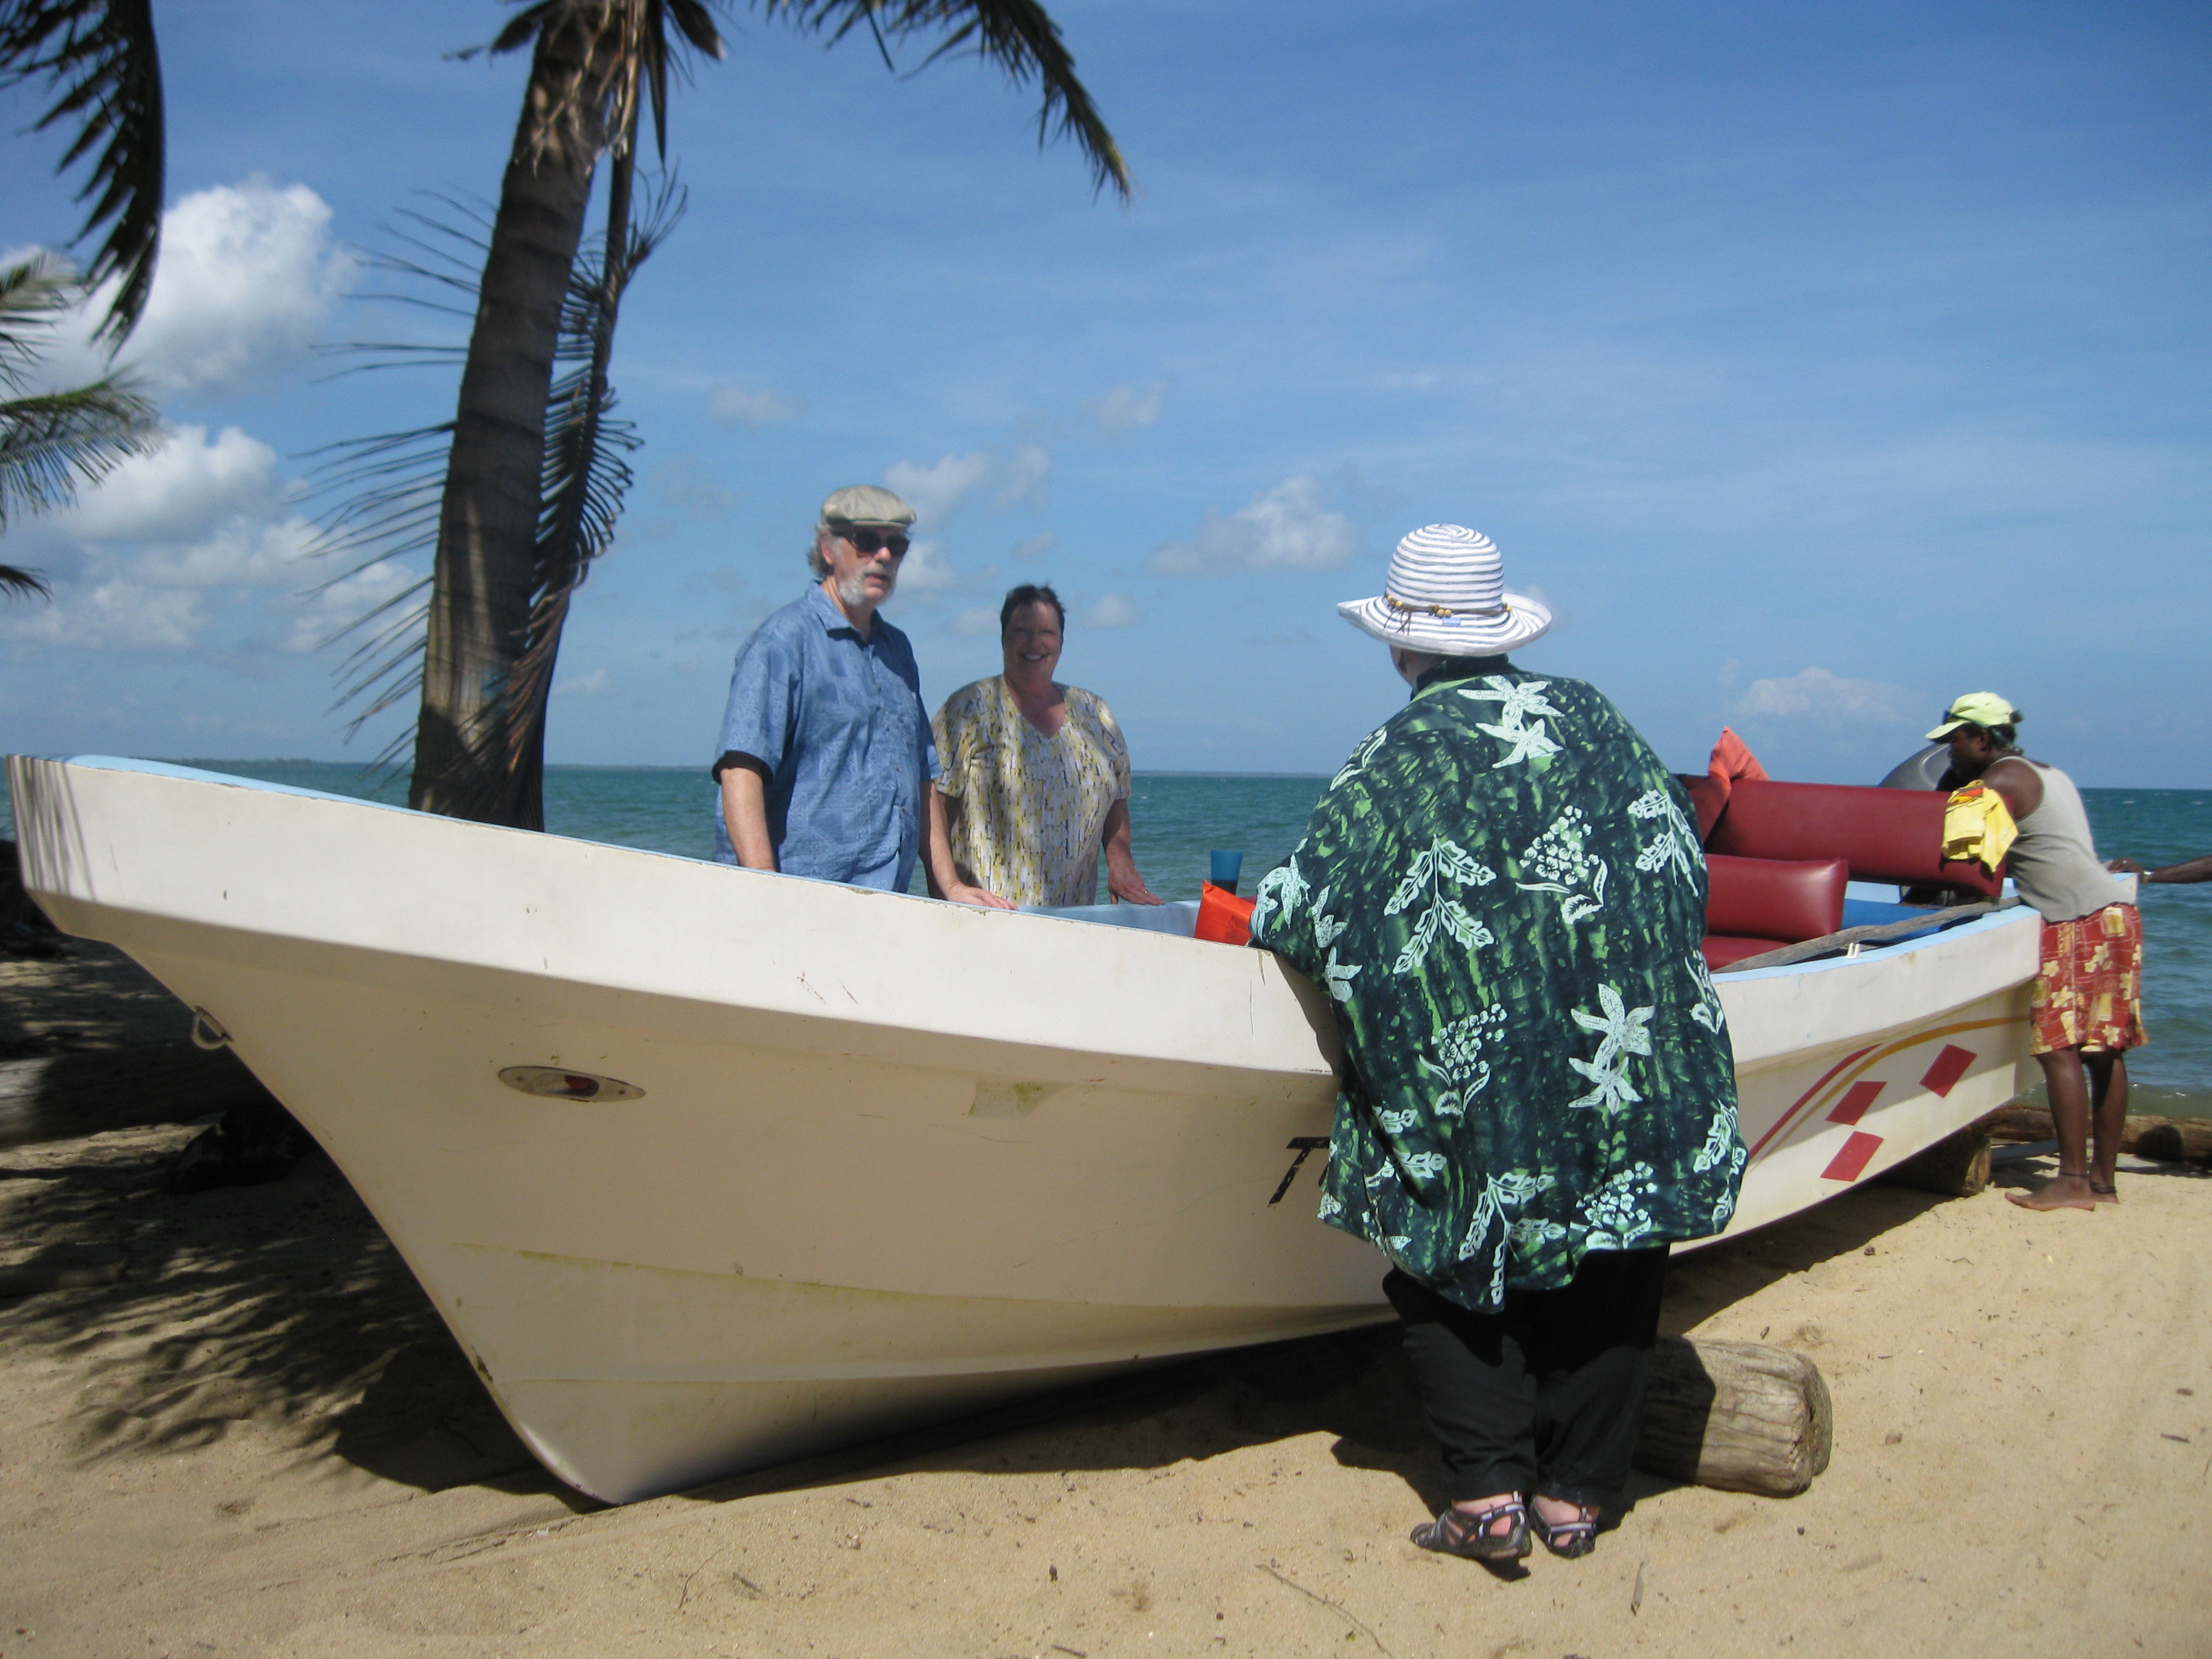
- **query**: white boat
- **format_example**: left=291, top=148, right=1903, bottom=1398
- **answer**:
left=8, top=756, right=2043, bottom=1503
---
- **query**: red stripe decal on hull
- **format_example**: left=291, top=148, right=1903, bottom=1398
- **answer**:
left=1920, top=1044, right=1976, bottom=1098
left=1827, top=1080, right=1886, bottom=1126
left=1821, top=1131, right=1884, bottom=1184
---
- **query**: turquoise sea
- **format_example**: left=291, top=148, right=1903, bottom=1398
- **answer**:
left=8, top=762, right=2207, bottom=1111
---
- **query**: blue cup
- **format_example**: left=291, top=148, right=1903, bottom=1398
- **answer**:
left=1209, top=850, right=1244, bottom=894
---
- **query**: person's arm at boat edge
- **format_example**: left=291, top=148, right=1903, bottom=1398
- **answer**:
left=1101, top=800, right=1162, bottom=905
left=719, top=757, right=777, bottom=871
left=2108, top=854, right=2212, bottom=884
left=922, top=783, right=1015, bottom=908
left=1093, top=705, right=1160, bottom=905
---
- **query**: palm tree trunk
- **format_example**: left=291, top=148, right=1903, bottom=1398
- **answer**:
left=410, top=14, right=614, bottom=827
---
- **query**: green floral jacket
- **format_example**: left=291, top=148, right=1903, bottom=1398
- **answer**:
left=1249, top=659, right=1744, bottom=1312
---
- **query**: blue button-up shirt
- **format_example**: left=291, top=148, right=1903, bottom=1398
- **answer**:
left=711, top=586, right=939, bottom=890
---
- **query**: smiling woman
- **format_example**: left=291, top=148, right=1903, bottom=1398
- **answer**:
left=929, top=581, right=1162, bottom=909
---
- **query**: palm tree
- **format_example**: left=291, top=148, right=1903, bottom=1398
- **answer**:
left=3, top=2, right=167, bottom=593
left=405, top=0, right=1129, bottom=828
left=0, top=252, right=161, bottom=584
left=1, top=0, right=166, bottom=347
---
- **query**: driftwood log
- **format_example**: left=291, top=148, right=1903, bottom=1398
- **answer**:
left=1877, top=1125, right=1992, bottom=1197
left=1635, top=1336, right=1831, bottom=1498
left=1977, top=1105, right=2212, bottom=1165
left=0, top=1041, right=278, bottom=1149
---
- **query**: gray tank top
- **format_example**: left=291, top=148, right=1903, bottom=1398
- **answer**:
left=2005, top=762, right=2131, bottom=922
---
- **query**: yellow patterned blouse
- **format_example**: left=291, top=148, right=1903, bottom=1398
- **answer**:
left=932, top=676, right=1133, bottom=908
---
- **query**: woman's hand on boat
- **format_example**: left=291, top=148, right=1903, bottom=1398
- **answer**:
left=1107, top=866, right=1164, bottom=905
left=944, top=882, right=1019, bottom=910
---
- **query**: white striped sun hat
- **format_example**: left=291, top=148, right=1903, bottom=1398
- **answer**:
left=1338, top=525, right=1553, bottom=656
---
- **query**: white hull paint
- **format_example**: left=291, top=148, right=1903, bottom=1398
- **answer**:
left=9, top=757, right=2040, bottom=1502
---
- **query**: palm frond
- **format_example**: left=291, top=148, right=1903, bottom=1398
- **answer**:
left=1, top=0, right=166, bottom=345
left=763, top=0, right=1128, bottom=198
left=0, top=251, right=84, bottom=389
left=497, top=169, right=686, bottom=767
left=0, top=563, right=52, bottom=599
left=0, top=374, right=159, bottom=532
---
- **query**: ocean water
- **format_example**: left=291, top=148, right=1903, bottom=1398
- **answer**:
left=8, top=760, right=2207, bottom=1110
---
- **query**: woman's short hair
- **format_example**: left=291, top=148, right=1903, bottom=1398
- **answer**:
left=1000, top=583, right=1066, bottom=635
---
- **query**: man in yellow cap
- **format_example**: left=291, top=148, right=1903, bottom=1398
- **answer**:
left=1931, top=694, right=2143, bottom=1210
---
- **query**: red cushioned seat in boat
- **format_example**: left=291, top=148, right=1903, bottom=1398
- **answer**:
left=1705, top=779, right=2003, bottom=898
left=1705, top=853, right=1848, bottom=945
left=1701, top=934, right=1791, bottom=969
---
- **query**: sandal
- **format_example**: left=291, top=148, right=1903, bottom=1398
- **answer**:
left=1530, top=1501, right=1601, bottom=1559
left=1410, top=1498, right=1530, bottom=1562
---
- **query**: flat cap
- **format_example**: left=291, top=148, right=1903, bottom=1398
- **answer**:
left=819, top=484, right=916, bottom=528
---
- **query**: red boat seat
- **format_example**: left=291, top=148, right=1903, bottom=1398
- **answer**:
left=1701, top=853, right=1849, bottom=970
left=1705, top=779, right=2003, bottom=899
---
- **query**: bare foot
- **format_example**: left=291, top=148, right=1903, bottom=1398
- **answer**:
left=2089, top=1180, right=2120, bottom=1205
left=2006, top=1173, right=2098, bottom=1212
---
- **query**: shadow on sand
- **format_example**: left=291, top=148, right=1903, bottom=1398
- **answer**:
left=1, top=1121, right=2003, bottom=1520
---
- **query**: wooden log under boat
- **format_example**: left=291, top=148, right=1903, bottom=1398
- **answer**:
left=1636, top=1337, right=1831, bottom=1498
left=1976, top=1105, right=2212, bottom=1164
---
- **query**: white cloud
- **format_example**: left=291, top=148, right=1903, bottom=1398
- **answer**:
left=949, top=606, right=999, bottom=637
left=883, top=445, right=1051, bottom=528
left=63, top=425, right=286, bottom=543
left=1082, top=593, right=1144, bottom=629
left=895, top=537, right=956, bottom=596
left=1, top=424, right=322, bottom=651
left=1147, top=477, right=1359, bottom=577
left=708, top=383, right=802, bottom=427
left=650, top=455, right=737, bottom=521
left=1010, top=531, right=1057, bottom=561
left=994, top=444, right=1050, bottom=510
left=885, top=451, right=996, bottom=527
left=1735, top=667, right=1919, bottom=727
left=286, top=558, right=420, bottom=654
left=116, top=178, right=356, bottom=393
left=554, top=667, right=612, bottom=697
left=1081, top=382, right=1165, bottom=435
left=4, top=579, right=209, bottom=649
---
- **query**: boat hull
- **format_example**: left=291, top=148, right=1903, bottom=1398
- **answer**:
left=8, top=757, right=2039, bottom=1501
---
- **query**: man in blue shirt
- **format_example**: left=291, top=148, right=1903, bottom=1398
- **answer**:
left=712, top=485, right=1005, bottom=905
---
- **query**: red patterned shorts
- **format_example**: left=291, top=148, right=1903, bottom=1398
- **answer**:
left=2029, top=902, right=2146, bottom=1056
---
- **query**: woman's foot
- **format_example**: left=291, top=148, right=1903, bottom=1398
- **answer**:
left=1410, top=1492, right=1530, bottom=1562
left=1529, top=1495, right=1601, bottom=1558
left=2089, top=1178, right=2119, bottom=1205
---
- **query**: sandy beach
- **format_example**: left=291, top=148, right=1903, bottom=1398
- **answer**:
left=4, top=953, right=2209, bottom=1658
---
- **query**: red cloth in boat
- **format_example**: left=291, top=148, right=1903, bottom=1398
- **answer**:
left=1683, top=728, right=1769, bottom=841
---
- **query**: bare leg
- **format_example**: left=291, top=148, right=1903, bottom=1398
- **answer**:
left=2008, top=1047, right=2097, bottom=1212
left=2085, top=1051, right=2128, bottom=1202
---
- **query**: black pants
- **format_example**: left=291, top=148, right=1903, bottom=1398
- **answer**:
left=1384, top=1247, right=1667, bottom=1512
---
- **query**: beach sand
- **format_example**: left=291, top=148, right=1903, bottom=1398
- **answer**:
left=2, top=960, right=2208, bottom=1658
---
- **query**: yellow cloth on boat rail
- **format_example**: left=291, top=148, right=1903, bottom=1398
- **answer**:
left=1943, top=780, right=2017, bottom=871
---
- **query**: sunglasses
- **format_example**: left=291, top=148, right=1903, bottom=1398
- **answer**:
left=839, top=528, right=910, bottom=557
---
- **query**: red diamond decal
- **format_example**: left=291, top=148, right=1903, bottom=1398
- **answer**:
left=1821, top=1131, right=1884, bottom=1183
left=1920, top=1045, right=1976, bottom=1098
left=1828, top=1080, right=1886, bottom=1126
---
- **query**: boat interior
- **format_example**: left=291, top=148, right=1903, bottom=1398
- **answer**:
left=1042, top=775, right=2013, bottom=977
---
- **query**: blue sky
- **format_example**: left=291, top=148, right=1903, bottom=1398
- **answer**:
left=2, top=0, right=2207, bottom=785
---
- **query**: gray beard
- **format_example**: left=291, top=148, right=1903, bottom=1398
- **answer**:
left=837, top=570, right=891, bottom=609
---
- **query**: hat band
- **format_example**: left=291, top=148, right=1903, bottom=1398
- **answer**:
left=1384, top=594, right=1510, bottom=623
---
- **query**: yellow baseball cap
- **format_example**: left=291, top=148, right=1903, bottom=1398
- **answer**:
left=1926, top=691, right=2021, bottom=741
